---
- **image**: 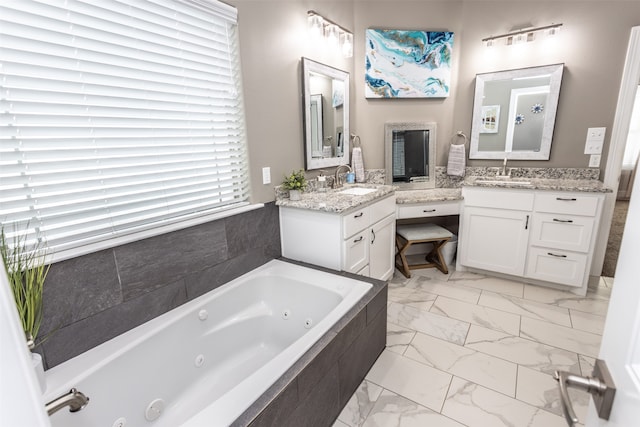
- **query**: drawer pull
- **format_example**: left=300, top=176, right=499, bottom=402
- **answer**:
left=353, top=236, right=364, bottom=243
left=553, top=218, right=574, bottom=223
left=353, top=212, right=364, bottom=218
left=556, top=197, right=577, bottom=201
left=423, top=209, right=437, bottom=213
left=371, top=229, right=376, bottom=244
left=548, top=252, right=568, bottom=258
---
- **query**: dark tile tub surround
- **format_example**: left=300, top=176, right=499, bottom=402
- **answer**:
left=234, top=260, right=388, bottom=427
left=38, top=202, right=281, bottom=369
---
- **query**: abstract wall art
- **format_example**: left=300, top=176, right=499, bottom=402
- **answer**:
left=365, top=29, right=454, bottom=98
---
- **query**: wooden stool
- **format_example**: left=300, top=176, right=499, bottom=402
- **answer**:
left=395, top=223, right=453, bottom=278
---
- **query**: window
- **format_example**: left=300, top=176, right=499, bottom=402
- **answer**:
left=0, top=0, right=250, bottom=259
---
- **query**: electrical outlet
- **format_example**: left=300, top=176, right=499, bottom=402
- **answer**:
left=584, top=127, right=606, bottom=154
left=262, top=167, right=271, bottom=184
left=589, top=154, right=601, bottom=168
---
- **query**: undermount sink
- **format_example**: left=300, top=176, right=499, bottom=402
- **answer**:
left=475, top=178, right=532, bottom=186
left=337, top=187, right=378, bottom=196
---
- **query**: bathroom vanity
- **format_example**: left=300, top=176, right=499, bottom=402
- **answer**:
left=458, top=178, right=608, bottom=295
left=278, top=186, right=396, bottom=281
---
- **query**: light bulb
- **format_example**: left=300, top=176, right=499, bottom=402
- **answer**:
left=308, top=14, right=323, bottom=40
left=325, top=24, right=339, bottom=48
left=341, top=32, right=353, bottom=57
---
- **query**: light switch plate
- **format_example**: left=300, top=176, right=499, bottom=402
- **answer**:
left=585, top=127, right=606, bottom=154
left=589, top=154, right=601, bottom=168
left=262, top=167, right=271, bottom=184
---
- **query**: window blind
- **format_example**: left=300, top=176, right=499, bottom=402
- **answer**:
left=0, top=0, right=250, bottom=255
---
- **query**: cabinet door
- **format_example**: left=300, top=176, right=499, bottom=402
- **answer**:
left=369, top=214, right=396, bottom=281
left=460, top=206, right=530, bottom=276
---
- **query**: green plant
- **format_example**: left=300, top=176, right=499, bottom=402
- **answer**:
left=282, top=169, right=307, bottom=191
left=0, top=227, right=50, bottom=348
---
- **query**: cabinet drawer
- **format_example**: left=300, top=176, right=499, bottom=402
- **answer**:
left=370, top=195, right=396, bottom=224
left=530, top=213, right=595, bottom=253
left=534, top=193, right=599, bottom=216
left=463, top=188, right=534, bottom=211
left=342, top=207, right=370, bottom=239
left=525, top=247, right=588, bottom=288
left=342, top=232, right=368, bottom=273
left=397, top=200, right=460, bottom=219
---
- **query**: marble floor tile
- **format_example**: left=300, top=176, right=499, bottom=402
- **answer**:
left=337, top=380, right=383, bottom=427
left=431, top=295, right=521, bottom=335
left=404, top=332, right=517, bottom=396
left=387, top=286, right=437, bottom=311
left=386, top=322, right=415, bottom=355
left=523, top=285, right=611, bottom=316
left=387, top=301, right=470, bottom=345
left=406, top=276, right=482, bottom=304
left=516, top=366, right=590, bottom=422
left=365, top=349, right=453, bottom=412
left=520, top=317, right=602, bottom=358
left=570, top=309, right=606, bottom=335
left=442, top=377, right=566, bottom=427
left=465, top=325, right=581, bottom=375
left=362, top=390, right=465, bottom=427
left=409, top=264, right=452, bottom=281
left=478, top=291, right=572, bottom=327
left=602, top=276, right=614, bottom=288
left=333, top=420, right=350, bottom=427
left=448, top=271, right=525, bottom=297
left=578, top=354, right=596, bottom=376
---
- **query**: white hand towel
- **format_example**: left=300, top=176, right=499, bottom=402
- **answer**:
left=447, top=144, right=466, bottom=177
left=352, top=146, right=366, bottom=182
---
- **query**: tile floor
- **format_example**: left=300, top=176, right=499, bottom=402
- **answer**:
left=333, top=266, right=612, bottom=427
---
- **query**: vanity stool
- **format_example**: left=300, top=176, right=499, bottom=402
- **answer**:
left=395, top=223, right=453, bottom=278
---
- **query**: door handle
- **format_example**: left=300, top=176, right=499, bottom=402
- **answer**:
left=371, top=229, right=376, bottom=244
left=554, top=359, right=616, bottom=426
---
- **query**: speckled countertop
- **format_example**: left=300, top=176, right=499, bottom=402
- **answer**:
left=395, top=188, right=462, bottom=204
left=275, top=184, right=395, bottom=213
left=275, top=168, right=612, bottom=212
left=463, top=176, right=612, bottom=193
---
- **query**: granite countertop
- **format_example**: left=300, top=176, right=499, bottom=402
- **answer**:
left=275, top=184, right=396, bottom=213
left=463, top=176, right=612, bottom=193
left=395, top=188, right=463, bottom=204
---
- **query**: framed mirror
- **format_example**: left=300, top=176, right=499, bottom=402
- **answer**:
left=385, top=122, right=437, bottom=190
left=469, top=64, right=564, bottom=160
left=302, top=57, right=350, bottom=170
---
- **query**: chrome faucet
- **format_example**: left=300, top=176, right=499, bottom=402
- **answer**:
left=333, top=164, right=352, bottom=189
left=46, top=388, right=89, bottom=416
left=498, top=157, right=510, bottom=177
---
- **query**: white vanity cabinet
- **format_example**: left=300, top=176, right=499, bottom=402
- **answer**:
left=279, top=194, right=396, bottom=281
left=459, top=187, right=604, bottom=292
left=460, top=189, right=534, bottom=276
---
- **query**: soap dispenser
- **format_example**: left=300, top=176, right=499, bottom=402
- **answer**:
left=317, top=170, right=327, bottom=192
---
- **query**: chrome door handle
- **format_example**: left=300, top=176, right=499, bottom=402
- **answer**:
left=554, top=359, right=616, bottom=426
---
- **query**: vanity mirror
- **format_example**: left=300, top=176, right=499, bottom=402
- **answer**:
left=385, top=122, right=437, bottom=190
left=469, top=64, right=564, bottom=160
left=302, top=57, right=350, bottom=170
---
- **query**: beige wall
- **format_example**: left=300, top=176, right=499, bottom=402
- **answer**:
left=230, top=0, right=640, bottom=203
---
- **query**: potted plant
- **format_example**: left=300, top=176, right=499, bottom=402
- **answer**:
left=1, top=226, right=50, bottom=390
left=282, top=170, right=307, bottom=201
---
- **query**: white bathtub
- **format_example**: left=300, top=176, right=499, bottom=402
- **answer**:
left=43, top=260, right=372, bottom=427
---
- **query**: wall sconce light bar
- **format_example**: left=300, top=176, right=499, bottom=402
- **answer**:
left=482, top=23, right=562, bottom=47
left=308, top=10, right=353, bottom=58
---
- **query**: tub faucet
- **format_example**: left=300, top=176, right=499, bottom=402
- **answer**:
left=333, top=164, right=352, bottom=189
left=45, top=388, right=89, bottom=416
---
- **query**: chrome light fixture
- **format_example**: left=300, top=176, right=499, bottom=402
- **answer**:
left=307, top=10, right=353, bottom=58
left=483, top=23, right=562, bottom=47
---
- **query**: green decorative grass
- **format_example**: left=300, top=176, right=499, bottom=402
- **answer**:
left=0, top=227, right=50, bottom=347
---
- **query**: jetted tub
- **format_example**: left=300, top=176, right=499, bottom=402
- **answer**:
left=43, top=260, right=372, bottom=427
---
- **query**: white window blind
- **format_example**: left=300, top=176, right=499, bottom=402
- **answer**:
left=0, top=0, right=250, bottom=255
